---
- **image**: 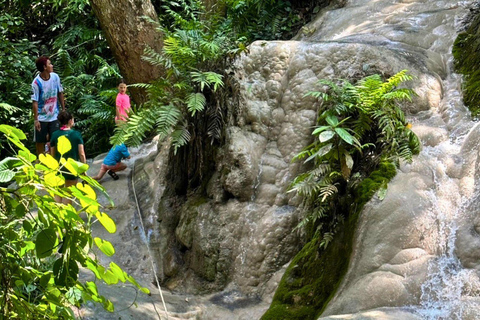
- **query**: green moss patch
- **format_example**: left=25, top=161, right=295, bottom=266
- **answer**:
left=453, top=10, right=480, bottom=116
left=261, top=162, right=397, bottom=319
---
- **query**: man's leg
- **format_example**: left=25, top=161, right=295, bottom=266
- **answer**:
left=35, top=121, right=50, bottom=156
left=36, top=143, right=46, bottom=156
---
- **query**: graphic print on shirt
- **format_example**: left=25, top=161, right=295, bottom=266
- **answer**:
left=31, top=73, right=63, bottom=122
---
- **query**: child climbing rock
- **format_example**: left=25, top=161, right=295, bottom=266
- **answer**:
left=92, top=143, right=131, bottom=181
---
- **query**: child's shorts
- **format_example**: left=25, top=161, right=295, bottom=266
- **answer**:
left=101, top=162, right=123, bottom=171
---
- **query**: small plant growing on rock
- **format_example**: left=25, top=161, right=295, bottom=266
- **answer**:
left=291, top=70, right=420, bottom=247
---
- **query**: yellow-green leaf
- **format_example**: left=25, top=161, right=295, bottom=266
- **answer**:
left=70, top=159, right=89, bottom=174
left=86, top=260, right=101, bottom=279
left=19, top=150, right=36, bottom=163
left=60, top=158, right=77, bottom=175
left=95, top=212, right=116, bottom=233
left=94, top=237, right=115, bottom=256
left=76, top=181, right=96, bottom=200
left=85, top=281, right=98, bottom=296
left=44, top=172, right=65, bottom=187
left=57, top=135, right=71, bottom=155
left=39, top=153, right=59, bottom=170
left=104, top=299, right=114, bottom=312
left=109, top=262, right=126, bottom=282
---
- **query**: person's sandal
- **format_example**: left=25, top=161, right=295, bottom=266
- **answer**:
left=107, top=170, right=119, bottom=180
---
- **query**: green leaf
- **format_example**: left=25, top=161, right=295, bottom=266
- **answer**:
left=95, top=212, right=116, bottom=233
left=104, top=299, right=114, bottom=312
left=44, top=172, right=65, bottom=187
left=85, top=281, right=98, bottom=296
left=140, top=287, right=150, bottom=294
left=305, top=144, right=332, bottom=162
left=97, top=265, right=118, bottom=285
left=325, top=114, right=339, bottom=126
left=0, top=157, right=19, bottom=182
left=0, top=124, right=26, bottom=140
left=94, top=237, right=115, bottom=256
left=109, top=262, right=126, bottom=282
left=186, top=92, right=206, bottom=116
left=319, top=130, right=334, bottom=143
left=334, top=128, right=354, bottom=145
left=19, top=241, right=35, bottom=257
left=66, top=287, right=82, bottom=305
left=35, top=228, right=58, bottom=258
left=312, top=126, right=330, bottom=135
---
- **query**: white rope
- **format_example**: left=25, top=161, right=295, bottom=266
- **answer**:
left=131, top=161, right=169, bottom=320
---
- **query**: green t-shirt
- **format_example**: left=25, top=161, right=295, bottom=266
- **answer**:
left=50, top=129, right=84, bottom=162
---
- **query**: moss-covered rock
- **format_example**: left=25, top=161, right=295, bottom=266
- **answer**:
left=261, top=162, right=397, bottom=320
left=453, top=7, right=480, bottom=116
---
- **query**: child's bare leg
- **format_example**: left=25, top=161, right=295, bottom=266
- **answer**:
left=93, top=167, right=108, bottom=180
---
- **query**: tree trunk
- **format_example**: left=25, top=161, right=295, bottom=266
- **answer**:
left=91, top=0, right=163, bottom=105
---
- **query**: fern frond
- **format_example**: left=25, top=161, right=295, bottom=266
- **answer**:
left=171, top=125, right=191, bottom=154
left=186, top=92, right=206, bottom=116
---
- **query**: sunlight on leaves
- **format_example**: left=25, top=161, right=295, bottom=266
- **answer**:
left=95, top=212, right=116, bottom=233
left=94, top=238, right=115, bottom=257
left=39, top=153, right=60, bottom=170
left=57, top=135, right=72, bottom=155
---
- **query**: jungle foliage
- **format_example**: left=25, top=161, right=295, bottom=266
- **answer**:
left=0, top=125, right=149, bottom=319
left=110, top=0, right=325, bottom=155
left=0, top=0, right=118, bottom=158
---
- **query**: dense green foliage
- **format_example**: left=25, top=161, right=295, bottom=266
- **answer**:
left=291, top=70, right=419, bottom=245
left=453, top=8, right=480, bottom=117
left=111, top=0, right=326, bottom=154
left=0, top=0, right=118, bottom=158
left=0, top=125, right=149, bottom=319
left=110, top=0, right=238, bottom=153
left=1, top=0, right=323, bottom=158
left=262, top=71, right=420, bottom=319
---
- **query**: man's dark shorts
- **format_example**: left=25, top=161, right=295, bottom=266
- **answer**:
left=34, top=120, right=60, bottom=143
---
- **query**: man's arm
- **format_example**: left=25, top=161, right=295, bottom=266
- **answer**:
left=58, top=92, right=65, bottom=111
left=32, top=101, right=40, bottom=131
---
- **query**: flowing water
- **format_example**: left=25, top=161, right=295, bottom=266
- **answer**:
left=308, top=0, right=480, bottom=318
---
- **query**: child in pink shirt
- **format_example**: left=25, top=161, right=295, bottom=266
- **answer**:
left=115, top=79, right=131, bottom=124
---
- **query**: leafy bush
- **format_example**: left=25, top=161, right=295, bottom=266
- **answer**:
left=291, top=70, right=420, bottom=246
left=109, top=2, right=237, bottom=153
left=0, top=125, right=148, bottom=319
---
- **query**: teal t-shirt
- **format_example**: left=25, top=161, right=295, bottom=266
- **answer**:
left=50, top=129, right=84, bottom=161
left=50, top=129, right=84, bottom=180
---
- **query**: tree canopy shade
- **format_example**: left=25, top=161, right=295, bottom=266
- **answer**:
left=90, top=0, right=164, bottom=104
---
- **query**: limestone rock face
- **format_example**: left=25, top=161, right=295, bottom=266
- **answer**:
left=121, top=0, right=480, bottom=319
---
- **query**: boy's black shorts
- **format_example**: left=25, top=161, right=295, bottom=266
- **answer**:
left=34, top=120, right=60, bottom=143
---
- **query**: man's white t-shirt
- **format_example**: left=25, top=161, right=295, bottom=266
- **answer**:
left=31, top=72, right=63, bottom=122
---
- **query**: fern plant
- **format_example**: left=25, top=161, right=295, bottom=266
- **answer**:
left=292, top=70, right=420, bottom=247
left=109, top=5, right=238, bottom=154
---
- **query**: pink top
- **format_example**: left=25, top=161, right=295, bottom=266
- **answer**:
left=116, top=93, right=131, bottom=121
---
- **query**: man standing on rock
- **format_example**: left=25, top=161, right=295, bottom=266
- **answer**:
left=31, top=56, right=65, bottom=156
